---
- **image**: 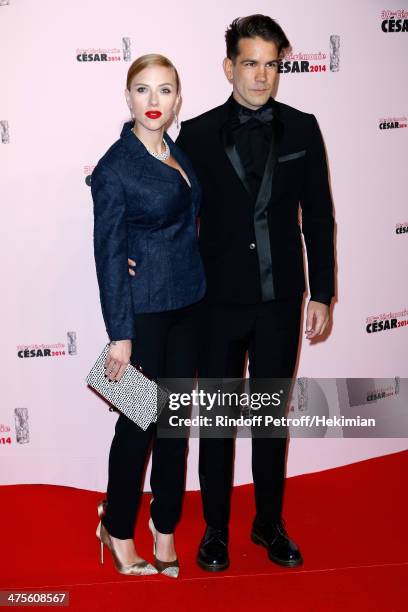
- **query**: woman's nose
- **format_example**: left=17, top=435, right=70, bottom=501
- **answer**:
left=149, top=92, right=159, bottom=106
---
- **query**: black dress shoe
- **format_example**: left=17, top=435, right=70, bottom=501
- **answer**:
left=251, top=517, right=303, bottom=567
left=197, top=526, right=229, bottom=572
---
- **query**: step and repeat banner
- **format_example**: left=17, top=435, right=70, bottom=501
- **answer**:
left=1, top=0, right=407, bottom=491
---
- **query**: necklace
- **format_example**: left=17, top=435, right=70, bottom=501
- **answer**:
left=132, top=128, right=170, bottom=161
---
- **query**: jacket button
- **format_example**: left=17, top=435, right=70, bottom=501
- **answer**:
left=249, top=243, right=256, bottom=250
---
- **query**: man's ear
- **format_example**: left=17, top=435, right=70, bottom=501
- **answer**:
left=223, top=57, right=234, bottom=82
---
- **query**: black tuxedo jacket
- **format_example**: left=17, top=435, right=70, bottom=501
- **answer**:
left=176, top=95, right=335, bottom=305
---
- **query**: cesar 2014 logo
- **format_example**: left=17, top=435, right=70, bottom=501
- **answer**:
left=378, top=116, right=407, bottom=130
left=278, top=35, right=340, bottom=74
left=396, top=222, right=408, bottom=235
left=380, top=9, right=408, bottom=32
left=365, top=309, right=408, bottom=333
left=76, top=37, right=131, bottom=62
left=17, top=332, right=78, bottom=358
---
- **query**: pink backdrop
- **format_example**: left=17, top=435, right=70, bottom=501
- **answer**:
left=1, top=0, right=408, bottom=491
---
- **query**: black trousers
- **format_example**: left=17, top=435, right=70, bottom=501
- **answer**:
left=198, top=297, right=303, bottom=530
left=102, top=302, right=200, bottom=539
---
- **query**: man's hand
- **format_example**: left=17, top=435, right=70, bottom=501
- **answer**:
left=128, top=258, right=136, bottom=276
left=104, top=339, right=132, bottom=381
left=305, top=300, right=330, bottom=340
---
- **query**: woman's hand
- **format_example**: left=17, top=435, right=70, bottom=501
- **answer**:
left=104, top=339, right=132, bottom=381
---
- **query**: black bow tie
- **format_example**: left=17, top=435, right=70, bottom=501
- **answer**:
left=237, top=105, right=273, bottom=126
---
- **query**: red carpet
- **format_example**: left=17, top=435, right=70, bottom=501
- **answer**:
left=1, top=451, right=407, bottom=611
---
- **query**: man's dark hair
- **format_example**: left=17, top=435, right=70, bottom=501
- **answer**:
left=225, top=14, right=290, bottom=60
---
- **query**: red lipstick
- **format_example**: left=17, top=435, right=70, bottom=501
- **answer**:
left=145, top=110, right=162, bottom=119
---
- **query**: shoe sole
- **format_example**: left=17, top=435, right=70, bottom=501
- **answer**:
left=196, top=555, right=230, bottom=572
left=250, top=532, right=304, bottom=568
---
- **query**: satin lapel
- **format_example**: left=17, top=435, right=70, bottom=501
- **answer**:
left=253, top=114, right=284, bottom=302
left=255, top=114, right=284, bottom=209
left=220, top=123, right=252, bottom=197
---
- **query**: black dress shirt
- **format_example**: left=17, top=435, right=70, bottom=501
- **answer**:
left=228, top=96, right=274, bottom=199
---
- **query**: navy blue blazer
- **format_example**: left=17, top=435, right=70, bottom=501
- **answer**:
left=91, top=122, right=206, bottom=341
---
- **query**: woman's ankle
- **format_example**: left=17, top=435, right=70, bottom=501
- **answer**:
left=155, top=533, right=177, bottom=561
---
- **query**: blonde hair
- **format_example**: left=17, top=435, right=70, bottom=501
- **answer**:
left=126, top=53, right=180, bottom=93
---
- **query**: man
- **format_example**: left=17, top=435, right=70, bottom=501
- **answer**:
left=130, top=14, right=335, bottom=570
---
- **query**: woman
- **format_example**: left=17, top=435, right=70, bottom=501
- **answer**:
left=91, top=54, right=205, bottom=578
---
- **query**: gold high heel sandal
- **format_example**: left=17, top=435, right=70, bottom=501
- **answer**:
left=148, top=514, right=180, bottom=579
left=96, top=500, right=157, bottom=576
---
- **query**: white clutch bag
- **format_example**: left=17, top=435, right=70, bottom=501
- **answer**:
left=86, top=344, right=169, bottom=431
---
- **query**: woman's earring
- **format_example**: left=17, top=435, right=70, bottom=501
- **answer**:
left=173, top=110, right=179, bottom=129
